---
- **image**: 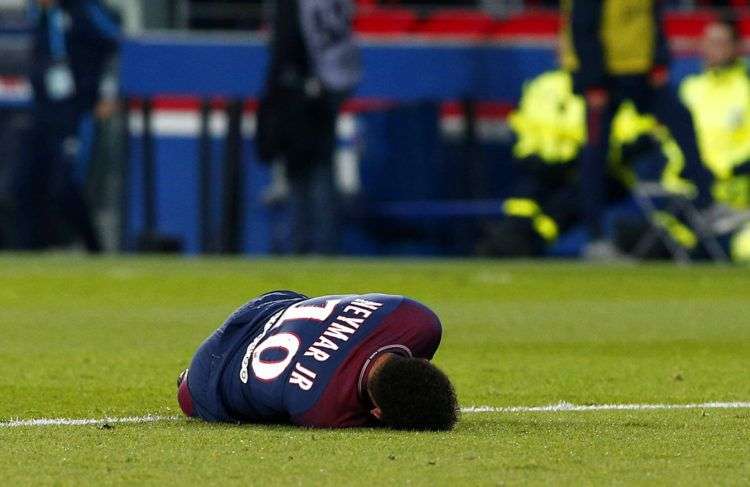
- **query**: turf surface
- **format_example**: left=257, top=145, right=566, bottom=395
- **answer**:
left=1, top=256, right=749, bottom=485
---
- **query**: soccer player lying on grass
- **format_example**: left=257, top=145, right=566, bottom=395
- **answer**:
left=177, top=291, right=458, bottom=430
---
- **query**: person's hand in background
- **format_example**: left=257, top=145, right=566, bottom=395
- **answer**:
left=94, top=99, right=118, bottom=120
left=585, top=87, right=610, bottom=111
left=649, top=65, right=670, bottom=88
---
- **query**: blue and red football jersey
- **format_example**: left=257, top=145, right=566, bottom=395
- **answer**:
left=179, top=291, right=442, bottom=428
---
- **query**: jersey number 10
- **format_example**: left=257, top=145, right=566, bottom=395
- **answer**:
left=251, top=300, right=341, bottom=381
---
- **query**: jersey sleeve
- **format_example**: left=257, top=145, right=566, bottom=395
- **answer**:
left=223, top=290, right=308, bottom=328
left=371, top=298, right=442, bottom=360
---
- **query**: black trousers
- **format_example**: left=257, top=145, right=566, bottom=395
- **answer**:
left=282, top=91, right=344, bottom=255
left=14, top=102, right=101, bottom=252
left=580, top=76, right=713, bottom=239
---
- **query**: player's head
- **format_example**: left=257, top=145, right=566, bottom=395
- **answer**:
left=702, top=15, right=741, bottom=69
left=368, top=356, right=459, bottom=431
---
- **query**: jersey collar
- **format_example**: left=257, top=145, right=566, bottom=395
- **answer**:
left=356, top=344, right=413, bottom=403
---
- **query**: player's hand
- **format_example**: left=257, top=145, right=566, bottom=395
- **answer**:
left=649, top=65, right=670, bottom=88
left=585, top=87, right=609, bottom=111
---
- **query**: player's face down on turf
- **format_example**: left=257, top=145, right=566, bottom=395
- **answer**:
left=367, top=354, right=459, bottom=431
left=177, top=291, right=458, bottom=431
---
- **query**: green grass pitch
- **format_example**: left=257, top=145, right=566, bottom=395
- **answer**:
left=1, top=256, right=749, bottom=485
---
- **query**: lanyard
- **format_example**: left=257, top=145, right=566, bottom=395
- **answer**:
left=48, top=7, right=68, bottom=62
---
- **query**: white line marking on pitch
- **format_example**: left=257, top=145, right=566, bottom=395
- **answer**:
left=0, top=414, right=181, bottom=428
left=2, top=402, right=750, bottom=428
left=461, top=401, right=750, bottom=413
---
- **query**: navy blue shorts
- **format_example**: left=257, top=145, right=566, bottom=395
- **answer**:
left=182, top=291, right=307, bottom=422
left=185, top=329, right=233, bottom=421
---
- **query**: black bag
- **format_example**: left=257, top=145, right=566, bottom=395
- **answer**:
left=255, top=91, right=284, bottom=163
left=255, top=87, right=334, bottom=171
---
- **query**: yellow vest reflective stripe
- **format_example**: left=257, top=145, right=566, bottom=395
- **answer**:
left=503, top=198, right=560, bottom=242
left=608, top=102, right=642, bottom=188
left=533, top=214, right=559, bottom=243
left=608, top=101, right=693, bottom=194
left=652, top=125, right=696, bottom=198
left=503, top=198, right=540, bottom=219
left=561, top=0, right=656, bottom=75
left=652, top=211, right=698, bottom=250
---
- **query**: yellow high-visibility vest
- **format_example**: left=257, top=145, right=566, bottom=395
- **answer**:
left=561, top=0, right=657, bottom=76
left=609, top=100, right=694, bottom=196
left=509, top=70, right=686, bottom=193
left=731, top=223, right=750, bottom=263
left=508, top=69, right=587, bottom=164
left=680, top=62, right=750, bottom=209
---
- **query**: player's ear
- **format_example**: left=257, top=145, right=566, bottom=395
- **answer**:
left=371, top=407, right=382, bottom=420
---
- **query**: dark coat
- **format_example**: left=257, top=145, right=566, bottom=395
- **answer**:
left=31, top=0, right=120, bottom=115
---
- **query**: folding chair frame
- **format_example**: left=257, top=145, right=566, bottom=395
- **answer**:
left=632, top=183, right=730, bottom=263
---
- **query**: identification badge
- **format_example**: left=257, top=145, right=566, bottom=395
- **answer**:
left=45, top=63, right=76, bottom=100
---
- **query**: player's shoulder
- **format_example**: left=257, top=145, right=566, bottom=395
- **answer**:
left=354, top=293, right=436, bottom=314
left=224, top=290, right=307, bottom=325
left=376, top=295, right=442, bottom=336
left=302, top=293, right=405, bottom=309
left=327, top=293, right=442, bottom=334
left=291, top=293, right=441, bottom=334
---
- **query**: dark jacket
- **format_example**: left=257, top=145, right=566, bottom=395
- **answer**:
left=561, top=0, right=670, bottom=93
left=31, top=0, right=120, bottom=114
left=267, top=0, right=310, bottom=91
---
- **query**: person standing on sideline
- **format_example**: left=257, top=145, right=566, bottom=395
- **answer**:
left=256, top=0, right=361, bottom=255
left=15, top=0, right=120, bottom=252
left=560, top=0, right=713, bottom=259
left=679, top=16, right=750, bottom=262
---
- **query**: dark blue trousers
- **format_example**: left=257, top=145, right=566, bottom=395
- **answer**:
left=14, top=102, right=101, bottom=251
left=581, top=76, right=713, bottom=239
left=285, top=92, right=344, bottom=255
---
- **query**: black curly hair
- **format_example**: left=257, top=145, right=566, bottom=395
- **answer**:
left=368, top=356, right=459, bottom=431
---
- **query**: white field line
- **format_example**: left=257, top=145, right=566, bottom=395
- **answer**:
left=461, top=401, right=750, bottom=413
left=2, top=402, right=750, bottom=428
left=0, top=414, right=182, bottom=428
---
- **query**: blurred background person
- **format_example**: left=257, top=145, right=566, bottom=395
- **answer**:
left=679, top=15, right=750, bottom=262
left=14, top=0, right=120, bottom=252
left=561, top=0, right=714, bottom=259
left=478, top=61, right=690, bottom=258
left=477, top=66, right=585, bottom=257
left=256, top=0, right=361, bottom=255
